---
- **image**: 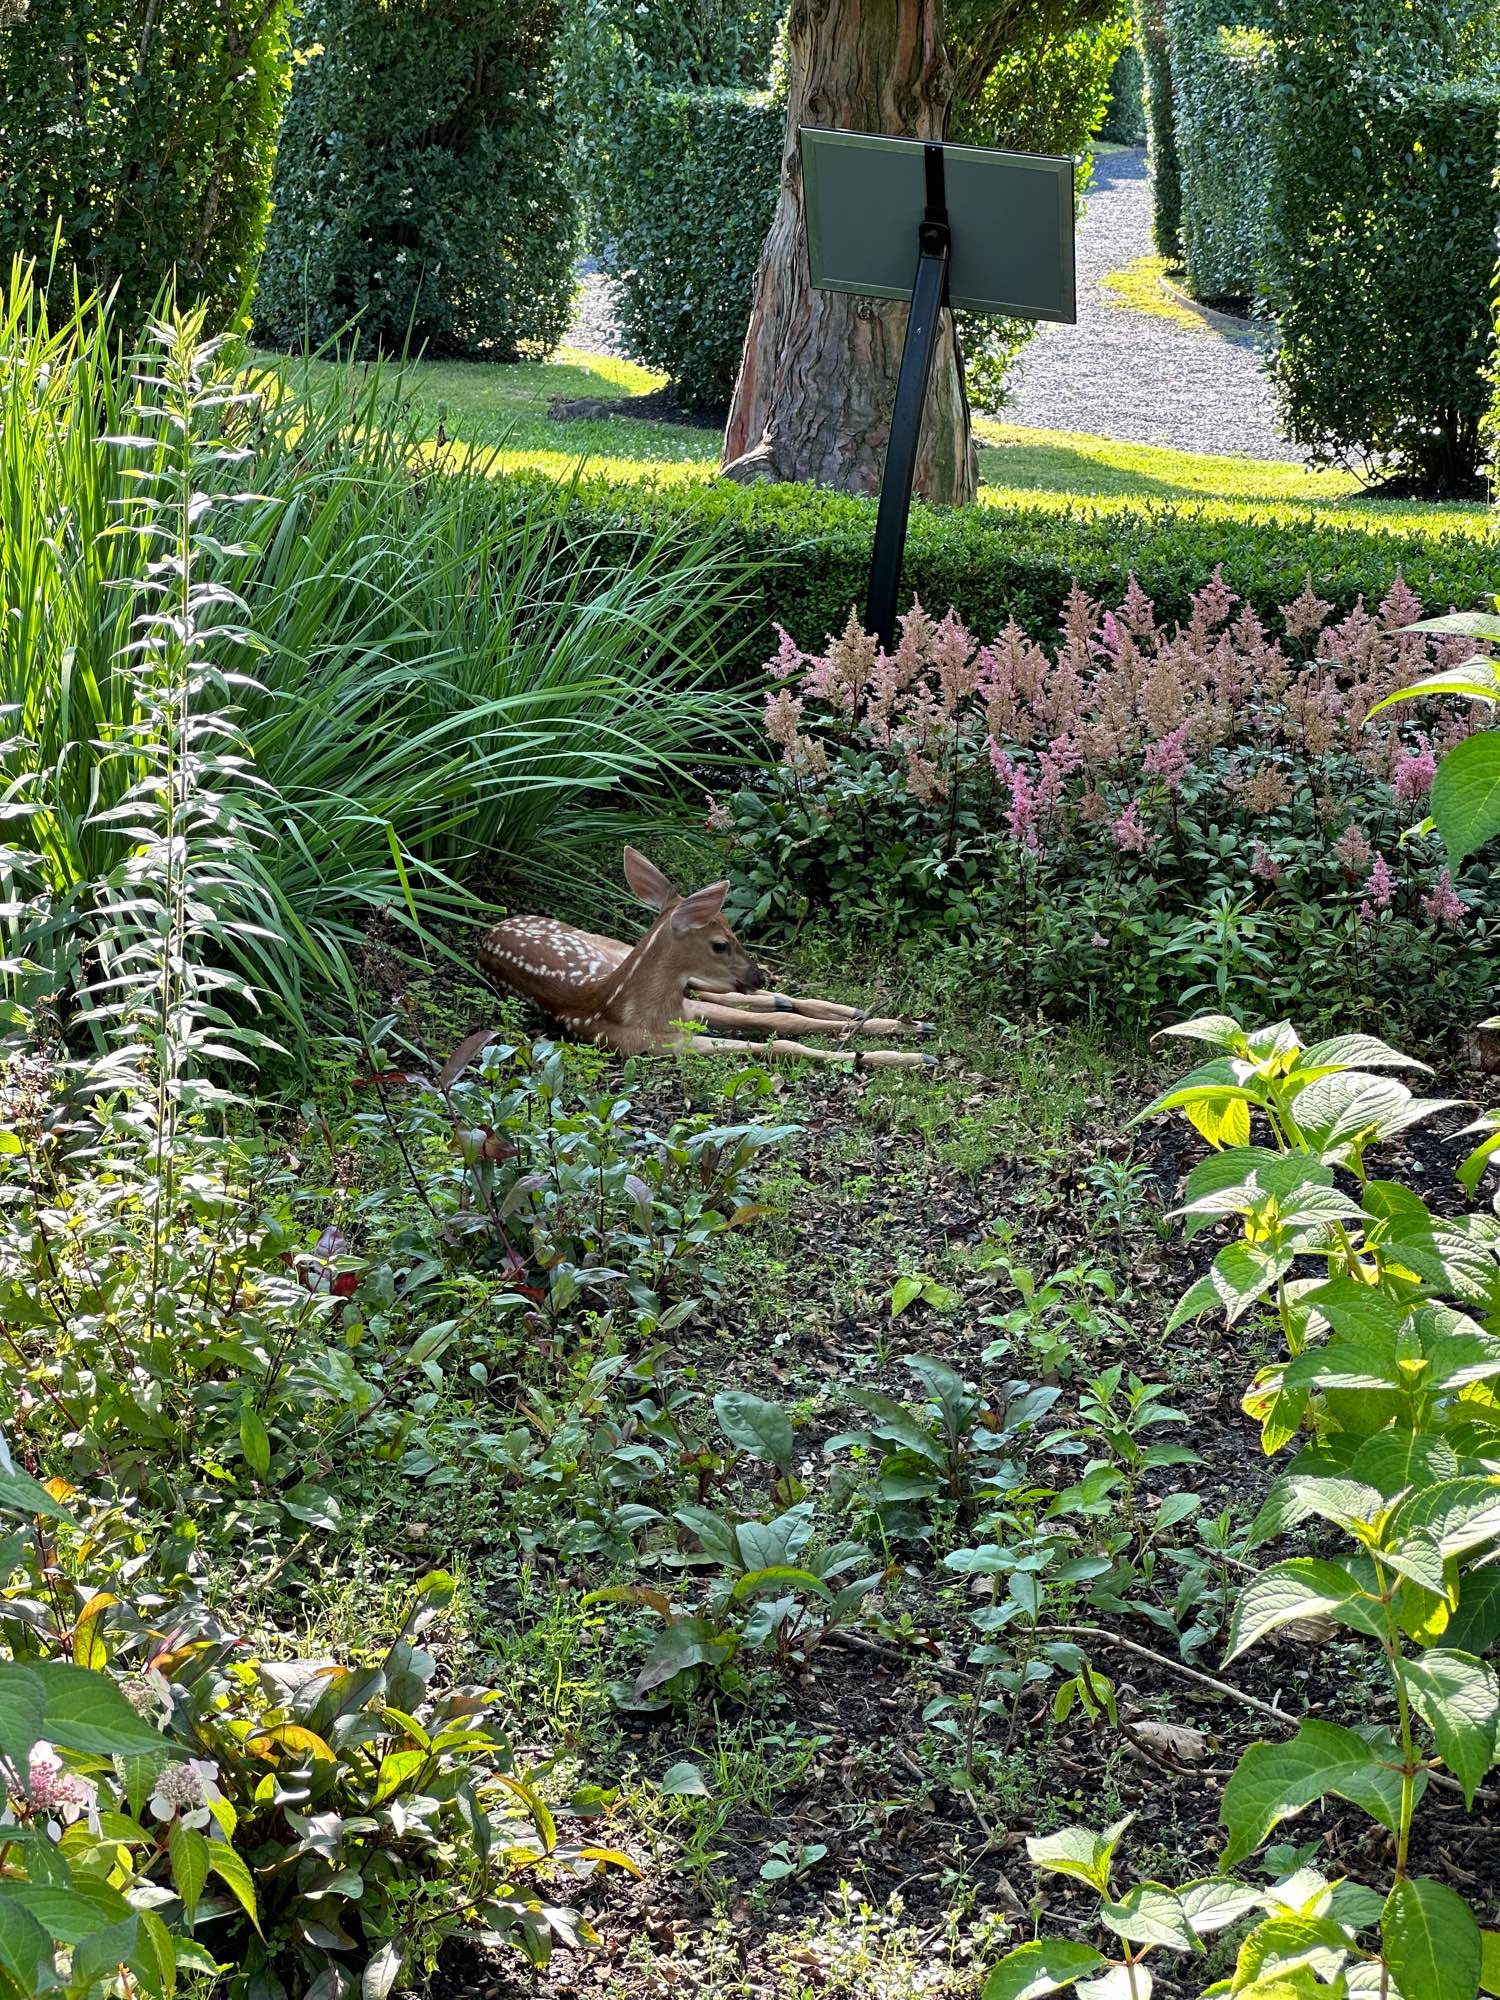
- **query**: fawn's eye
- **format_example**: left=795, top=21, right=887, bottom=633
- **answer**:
left=711, top=939, right=730, bottom=955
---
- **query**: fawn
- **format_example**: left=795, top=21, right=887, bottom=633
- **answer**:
left=478, top=848, right=935, bottom=1070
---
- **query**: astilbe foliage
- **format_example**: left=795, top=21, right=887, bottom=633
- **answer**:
left=715, top=579, right=1497, bottom=1029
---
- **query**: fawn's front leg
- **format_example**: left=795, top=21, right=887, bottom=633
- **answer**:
left=670, top=1029, right=935, bottom=1071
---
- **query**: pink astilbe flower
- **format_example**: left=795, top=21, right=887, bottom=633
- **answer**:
left=1421, top=868, right=1467, bottom=927
left=1393, top=736, right=1437, bottom=806
left=1142, top=724, right=1190, bottom=791
left=1036, top=732, right=1082, bottom=812
left=1108, top=800, right=1152, bottom=854
left=1004, top=759, right=1040, bottom=850
left=1359, top=900, right=1378, bottom=925
left=763, top=687, right=804, bottom=751
left=1364, top=853, right=1395, bottom=910
left=1250, top=841, right=1283, bottom=885
left=1334, top=822, right=1372, bottom=876
left=767, top=623, right=803, bottom=682
left=704, top=795, right=733, bottom=834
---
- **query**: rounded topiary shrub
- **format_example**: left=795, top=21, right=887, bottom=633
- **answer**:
left=595, top=85, right=782, bottom=409
left=254, top=0, right=577, bottom=358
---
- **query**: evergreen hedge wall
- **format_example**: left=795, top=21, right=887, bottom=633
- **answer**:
left=0, top=0, right=292, bottom=329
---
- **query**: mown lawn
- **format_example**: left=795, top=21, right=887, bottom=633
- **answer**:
left=256, top=343, right=1495, bottom=542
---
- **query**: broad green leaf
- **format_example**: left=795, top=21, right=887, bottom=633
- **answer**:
left=1430, top=729, right=1500, bottom=867
left=0, top=1465, right=73, bottom=1524
left=1402, top=1651, right=1500, bottom=1805
left=1226, top=1560, right=1386, bottom=1661
left=1480, top=1932, right=1500, bottom=1998
left=1188, top=1094, right=1251, bottom=1151
left=1449, top=1568, right=1500, bottom=1654
left=1392, top=1480, right=1500, bottom=1561
left=633, top=1617, right=734, bottom=1696
left=31, top=1662, right=173, bottom=1757
left=983, top=1941, right=1109, bottom=2000
left=0, top=1665, right=46, bottom=1770
left=659, top=1761, right=709, bottom=1798
left=1248, top=1476, right=1384, bottom=1548
left=890, top=1275, right=925, bottom=1316
left=1350, top=1431, right=1460, bottom=1498
left=1168, top=1241, right=1292, bottom=1333
left=1179, top=1151, right=1333, bottom=1241
left=713, top=1391, right=793, bottom=1467
left=1400, top=612, right=1500, bottom=639
left=729, top=1565, right=830, bottom=1601
left=238, top=1404, right=271, bottom=1481
left=1025, top=1818, right=1131, bottom=1895
left=1158, top=1015, right=1246, bottom=1050
left=0, top=1898, right=52, bottom=1990
left=1233, top=1912, right=1357, bottom=1991
left=1178, top=1878, right=1263, bottom=1935
left=1099, top=1885, right=1200, bottom=1953
left=170, top=1822, right=210, bottom=1925
left=1220, top=1719, right=1409, bottom=1867
left=1078, top=1966, right=1149, bottom=2000
left=206, top=1840, right=261, bottom=1935
left=1290, top=1072, right=1414, bottom=1164
left=1382, top=1878, right=1482, bottom=2000
left=0, top=1881, right=130, bottom=1945
left=1300, top=1034, right=1431, bottom=1074
left=362, top=1940, right=404, bottom=2000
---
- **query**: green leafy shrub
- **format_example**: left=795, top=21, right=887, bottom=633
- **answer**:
left=254, top=0, right=577, bottom=358
left=986, top=1009, right=1500, bottom=2000
left=0, top=1490, right=625, bottom=1995
left=1166, top=0, right=1272, bottom=303
left=1261, top=0, right=1500, bottom=495
left=1136, top=0, right=1183, bottom=259
left=540, top=469, right=1499, bottom=667
left=1099, top=34, right=1146, bottom=143
left=0, top=0, right=291, bottom=331
left=588, top=87, right=783, bottom=408
left=355, top=1028, right=797, bottom=1343
left=706, top=584, right=1499, bottom=1033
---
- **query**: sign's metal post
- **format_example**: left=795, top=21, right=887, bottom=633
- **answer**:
left=800, top=124, right=1074, bottom=658
left=865, top=143, right=951, bottom=655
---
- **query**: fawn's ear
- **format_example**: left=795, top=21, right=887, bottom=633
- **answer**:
left=670, top=881, right=729, bottom=933
left=623, top=846, right=680, bottom=911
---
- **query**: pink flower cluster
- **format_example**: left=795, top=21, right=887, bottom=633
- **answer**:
left=754, top=577, right=1482, bottom=927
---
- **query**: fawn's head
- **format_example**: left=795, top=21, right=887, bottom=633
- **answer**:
left=624, top=847, right=766, bottom=996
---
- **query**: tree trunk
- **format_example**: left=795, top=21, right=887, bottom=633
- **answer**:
left=721, top=0, right=977, bottom=504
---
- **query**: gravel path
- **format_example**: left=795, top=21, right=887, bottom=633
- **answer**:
left=564, top=148, right=1294, bottom=461
left=1001, top=147, right=1290, bottom=460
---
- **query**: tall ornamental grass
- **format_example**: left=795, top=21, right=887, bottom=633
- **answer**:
left=0, top=265, right=754, bottom=1041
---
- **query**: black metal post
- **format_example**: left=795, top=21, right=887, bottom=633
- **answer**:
left=864, top=141, right=951, bottom=654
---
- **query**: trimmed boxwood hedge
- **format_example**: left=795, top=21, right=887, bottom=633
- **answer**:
left=533, top=474, right=1499, bottom=667
left=254, top=0, right=577, bottom=359
left=1167, top=0, right=1272, bottom=303
left=591, top=87, right=782, bottom=409
left=1261, top=1, right=1500, bottom=495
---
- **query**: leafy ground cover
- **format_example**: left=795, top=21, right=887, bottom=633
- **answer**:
left=211, top=941, right=1500, bottom=2000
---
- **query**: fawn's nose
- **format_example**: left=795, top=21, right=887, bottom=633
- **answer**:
left=738, top=961, right=769, bottom=994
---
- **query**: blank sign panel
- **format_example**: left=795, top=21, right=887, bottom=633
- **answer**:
left=800, top=126, right=1076, bottom=323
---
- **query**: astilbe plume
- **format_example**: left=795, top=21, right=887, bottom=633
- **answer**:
left=751, top=575, right=1486, bottom=930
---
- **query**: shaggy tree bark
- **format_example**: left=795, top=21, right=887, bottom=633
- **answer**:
left=721, top=0, right=977, bottom=503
